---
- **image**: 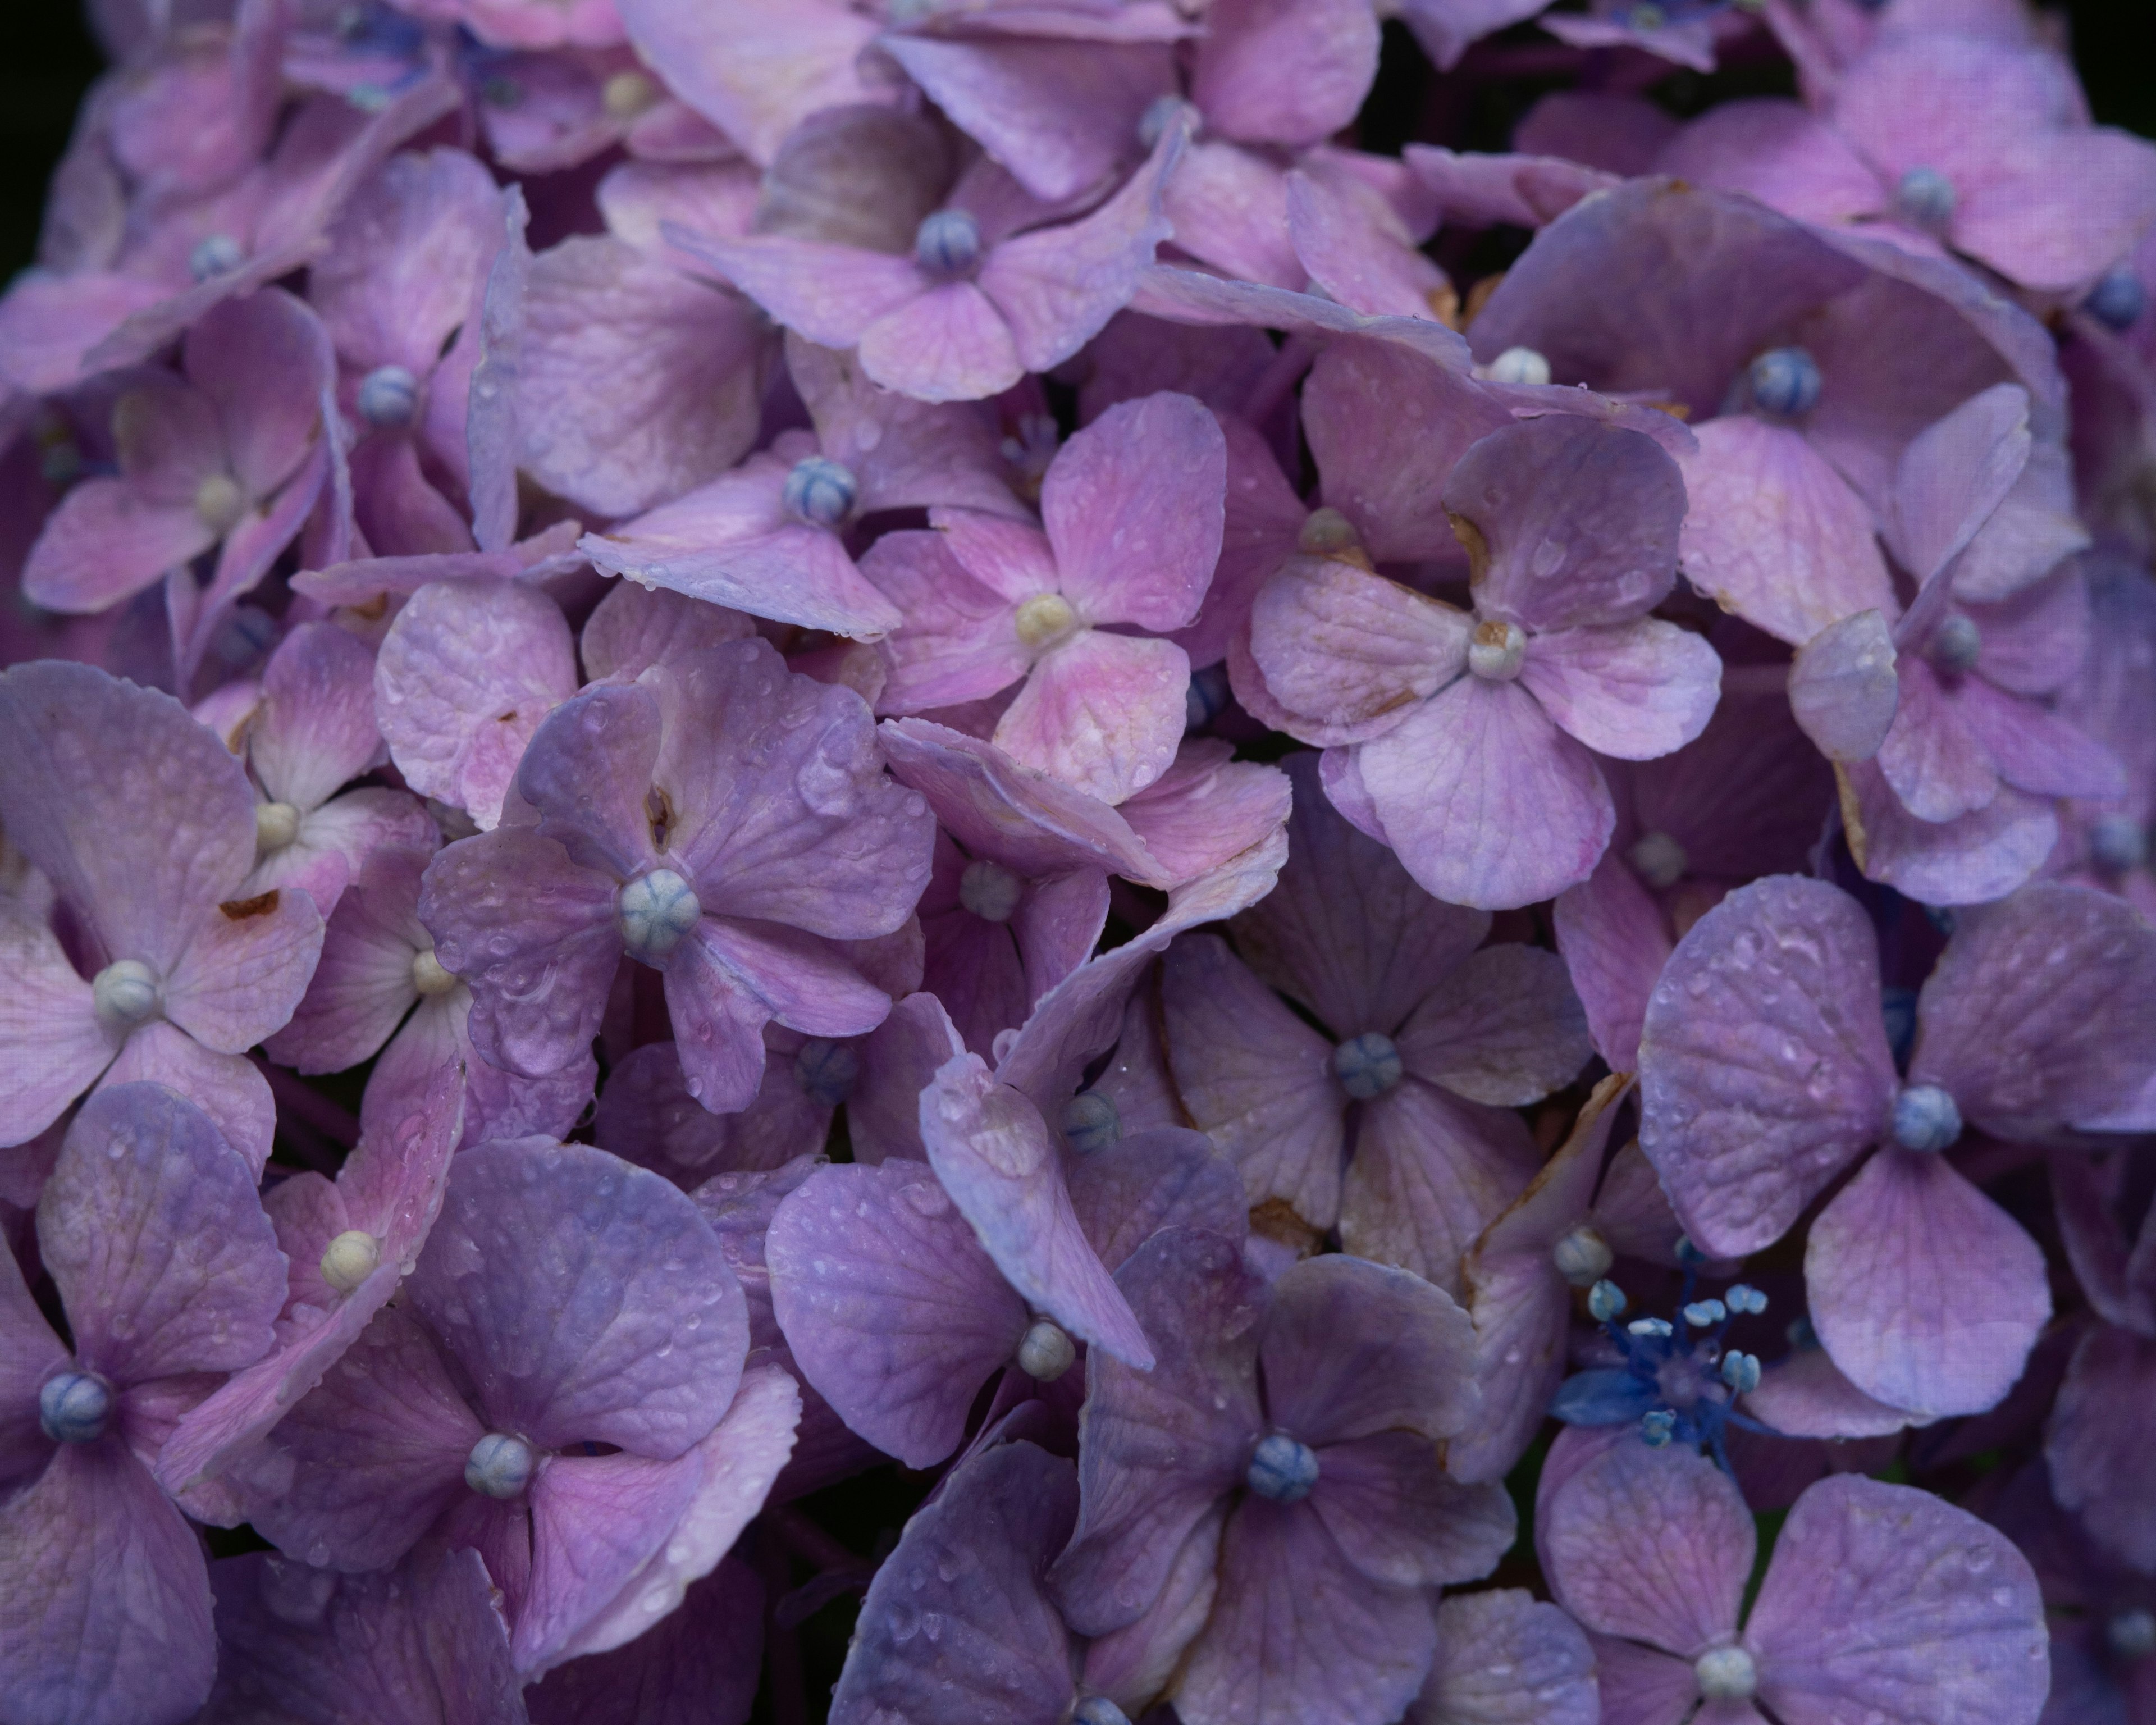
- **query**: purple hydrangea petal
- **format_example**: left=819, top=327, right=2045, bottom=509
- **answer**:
left=533, top=1364, right=797, bottom=1677
left=1077, top=1499, right=1226, bottom=1714
left=517, top=679, right=666, bottom=879
left=1177, top=1496, right=1439, bottom=1725
left=161, top=886, right=326, bottom=1056
left=239, top=1303, right=479, bottom=1571
left=44, top=1083, right=285, bottom=1389
left=1358, top=676, right=1616, bottom=911
left=1520, top=619, right=1722, bottom=764
left=1313, top=1430, right=1514, bottom=1589
left=668, top=918, right=891, bottom=1110
left=1542, top=1436, right=1751, bottom=1656
left=1449, top=417, right=1687, bottom=634
left=920, top=1051, right=1154, bottom=1367
left=524, top=1554, right=763, bottom=1725
left=465, top=184, right=530, bottom=555
left=1910, top=882, right=2156, bottom=1137
left=1842, top=761, right=2058, bottom=906
left=829, top=1437, right=1079, bottom=1725
left=1067, top=1126, right=1248, bottom=1272
left=595, top=1039, right=825, bottom=1186
left=1790, top=609, right=1902, bottom=763
left=375, top=580, right=579, bottom=831
left=1675, top=416, right=1897, bottom=648
left=1339, top=1079, right=1541, bottom=1297
left=993, top=628, right=1193, bottom=805
left=1052, top=1229, right=1264, bottom=1637
left=1806, top=1146, right=2049, bottom=1418
left=1161, top=932, right=1344, bottom=1228
left=1551, top=851, right=1671, bottom=1074
left=97, top=1025, right=278, bottom=1175
left=1740, top=1345, right=1916, bottom=1442
left=2046, top=1325, right=2156, bottom=1572
left=1396, top=943, right=1590, bottom=1107
left=579, top=581, right=753, bottom=684
left=765, top=1158, right=1026, bottom=1469
left=1413, top=1589, right=1600, bottom=1725
left=0, top=1439, right=216, bottom=1725
left=1638, top=875, right=1899, bottom=1257
left=0, top=1238, right=67, bottom=1490
left=1889, top=384, right=2034, bottom=588
left=1245, top=555, right=1471, bottom=745
left=1040, top=390, right=1226, bottom=632
left=0, top=900, right=115, bottom=1147
left=204, top=1546, right=524, bottom=1725
left=1259, top=1253, right=1481, bottom=1446
left=1745, top=1474, right=2049, bottom=1725
left=1195, top=0, right=1378, bottom=147
left=406, top=1138, right=747, bottom=1457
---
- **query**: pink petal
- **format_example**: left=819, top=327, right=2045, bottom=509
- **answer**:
left=1117, top=741, right=1291, bottom=887
left=1193, top=0, right=1380, bottom=147
left=1675, top=416, right=1895, bottom=647
left=1521, top=618, right=1723, bottom=763
left=1952, top=128, right=2156, bottom=294
left=993, top=630, right=1191, bottom=805
left=1790, top=609, right=1901, bottom=762
left=1888, top=382, right=2032, bottom=587
left=0, top=900, right=115, bottom=1148
left=1552, top=852, right=1671, bottom=1075
left=184, top=290, right=336, bottom=502
left=1246, top=556, right=1470, bottom=743
left=98, top=1026, right=277, bottom=1176
left=861, top=528, right=1034, bottom=710
left=1287, top=167, right=1452, bottom=320
left=21, top=477, right=216, bottom=615
left=1043, top=390, right=1226, bottom=631
left=250, top=622, right=383, bottom=811
left=1741, top=1345, right=1916, bottom=1441
left=1657, top=98, right=1886, bottom=227
left=858, top=279, right=1025, bottom=405
left=162, top=884, right=325, bottom=1055
left=1841, top=759, right=2055, bottom=905
left=1396, top=943, right=1591, bottom=1106
left=1359, top=677, right=1616, bottom=911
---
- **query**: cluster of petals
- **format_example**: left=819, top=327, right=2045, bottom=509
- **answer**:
left=0, top=0, right=2153, bottom=1721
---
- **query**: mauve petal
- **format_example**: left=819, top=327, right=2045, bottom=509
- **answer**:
left=0, top=1239, right=66, bottom=1488
left=21, top=477, right=217, bottom=614
left=421, top=829, right=620, bottom=1080
left=97, top=1027, right=277, bottom=1176
left=1246, top=556, right=1472, bottom=743
left=1414, top=1589, right=1599, bottom=1725
left=924, top=903, right=1029, bottom=1061
left=0, top=1440, right=215, bottom=1725
left=1637, top=875, right=1897, bottom=1257
left=245, top=787, right=435, bottom=919
left=1951, top=129, right=2156, bottom=295
left=1542, top=1438, right=1751, bottom=1656
left=1052, top=1229, right=1263, bottom=1636
left=668, top=228, right=922, bottom=350
left=156, top=1066, right=464, bottom=1508
left=1232, top=754, right=1484, bottom=1035
left=162, top=886, right=325, bottom=1054
left=1044, top=391, right=1226, bottom=632
left=1194, top=0, right=1377, bottom=143
left=1339, top=1080, right=1541, bottom=1299
left=685, top=916, right=892, bottom=1044
left=1397, top=943, right=1591, bottom=1106
left=1303, top=337, right=1511, bottom=564
left=518, top=235, right=765, bottom=518
left=766, top=1159, right=1025, bottom=1468
left=1360, top=677, right=1616, bottom=912
left=263, top=843, right=428, bottom=1074
left=0, top=271, right=168, bottom=396
left=847, top=993, right=967, bottom=1167
left=1841, top=760, right=2055, bottom=905
left=1523, top=619, right=1722, bottom=763
left=465, top=185, right=530, bottom=556
left=0, top=900, right=114, bottom=1147
left=1314, top=1430, right=1514, bottom=1588
left=43, top=1083, right=284, bottom=1388
left=1454, top=1074, right=1631, bottom=1484
left=656, top=641, right=934, bottom=936
left=204, top=1546, right=523, bottom=1725
left=597, top=1039, right=823, bottom=1186
left=1746, top=1474, right=2049, bottom=1725
left=1912, top=882, right=2156, bottom=1135
left=1287, top=169, right=1451, bottom=321
left=1161, top=932, right=1344, bottom=1227
left=1582, top=1633, right=1712, bottom=1725
left=1077, top=1498, right=1223, bottom=1712
left=1967, top=562, right=2091, bottom=697
left=921, top=1052, right=1153, bottom=1367
left=1657, top=98, right=1886, bottom=227
left=523, top=1554, right=763, bottom=1725
left=536, top=1364, right=796, bottom=1677
left=1066, top=1127, right=1247, bottom=1274
left=858, top=279, right=1025, bottom=405
left=186, top=291, right=335, bottom=503
left=830, top=1438, right=1079, bottom=1725
left=1676, top=416, right=1897, bottom=648
left=313, top=147, right=502, bottom=376
left=1889, top=383, right=2033, bottom=587
left=978, top=121, right=1179, bottom=375
left=249, top=623, right=385, bottom=812
left=240, top=1303, right=478, bottom=1571
left=1791, top=609, right=1901, bottom=763
left=1552, top=852, right=1671, bottom=1074
left=1262, top=1253, right=1480, bottom=1445
left=993, top=630, right=1191, bottom=805
left=410, top=1139, right=747, bottom=1457
left=2050, top=1152, right=2156, bottom=1335
left=517, top=682, right=665, bottom=881
left=1177, top=1498, right=1438, bottom=1725
left=1741, top=1345, right=1916, bottom=1441
left=1450, top=417, right=1687, bottom=633
left=0, top=661, right=255, bottom=973
left=1806, top=1148, right=2049, bottom=1418
left=1952, top=677, right=2125, bottom=804
left=376, top=581, right=578, bottom=831
left=2047, top=1325, right=2156, bottom=1573
left=1013, top=867, right=1112, bottom=1008
left=862, top=530, right=1034, bottom=711
left=1159, top=135, right=1303, bottom=289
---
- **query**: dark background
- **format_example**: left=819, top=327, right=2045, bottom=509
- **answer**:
left=5, top=0, right=2149, bottom=282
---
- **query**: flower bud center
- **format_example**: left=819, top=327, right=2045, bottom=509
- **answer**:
left=1245, top=1432, right=1319, bottom=1503
left=1468, top=618, right=1527, bottom=682
left=1747, top=346, right=1822, bottom=418
left=254, top=800, right=302, bottom=854
left=1017, top=1319, right=1076, bottom=1381
left=1485, top=346, right=1552, bottom=387
left=1552, top=1224, right=1614, bottom=1286
left=1694, top=1645, right=1757, bottom=1701
left=38, top=1371, right=112, bottom=1445
left=618, top=868, right=701, bottom=965
left=194, top=472, right=246, bottom=534
left=357, top=364, right=420, bottom=428
left=794, top=1038, right=860, bottom=1108
left=782, top=455, right=857, bottom=528
left=914, top=208, right=983, bottom=278
left=1895, top=166, right=1956, bottom=229
left=2089, top=813, right=2148, bottom=875
left=319, top=1230, right=381, bottom=1292
left=1060, top=1090, right=1121, bottom=1154
left=1628, top=830, right=1688, bottom=891
left=1892, top=1083, right=1962, bottom=1153
left=92, top=959, right=162, bottom=1029
left=1013, top=592, right=1078, bottom=650
left=1333, top=1032, right=1404, bottom=1100
left=2109, top=1608, right=2156, bottom=1661
left=958, top=859, right=1024, bottom=923
left=412, top=946, right=458, bottom=996
left=188, top=232, right=244, bottom=281
left=465, top=1432, right=536, bottom=1499
left=1927, top=614, right=1982, bottom=674
left=601, top=69, right=659, bottom=120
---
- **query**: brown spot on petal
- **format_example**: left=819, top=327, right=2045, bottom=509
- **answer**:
left=1248, top=1198, right=1320, bottom=1257
left=1833, top=764, right=1869, bottom=870
left=1449, top=512, right=1490, bottom=585
left=496, top=709, right=518, bottom=723
left=219, top=891, right=280, bottom=920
